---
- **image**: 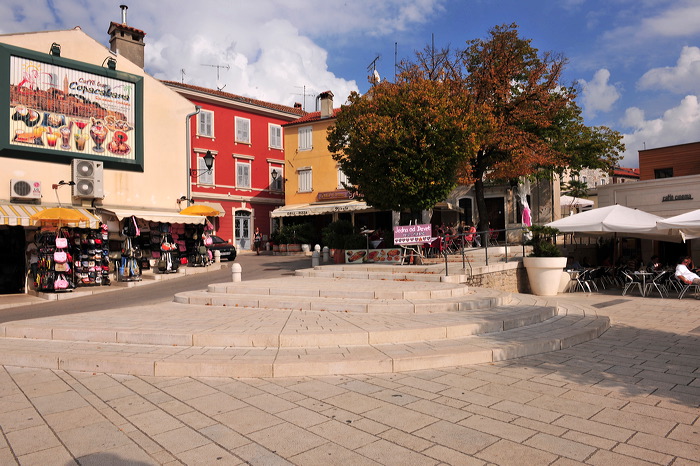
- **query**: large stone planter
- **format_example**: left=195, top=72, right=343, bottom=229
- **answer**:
left=330, top=249, right=345, bottom=264
left=523, top=256, right=568, bottom=296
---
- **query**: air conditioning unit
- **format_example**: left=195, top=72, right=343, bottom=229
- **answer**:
left=10, top=179, right=42, bottom=201
left=71, top=159, right=104, bottom=199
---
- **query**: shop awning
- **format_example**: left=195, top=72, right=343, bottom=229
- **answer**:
left=195, top=202, right=225, bottom=216
left=271, top=201, right=371, bottom=218
left=0, top=204, right=102, bottom=228
left=100, top=208, right=206, bottom=225
left=433, top=201, right=463, bottom=212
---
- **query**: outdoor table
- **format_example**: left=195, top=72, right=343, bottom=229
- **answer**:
left=633, top=271, right=654, bottom=297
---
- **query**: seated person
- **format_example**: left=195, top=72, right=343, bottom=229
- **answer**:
left=568, top=257, right=583, bottom=270
left=467, top=224, right=481, bottom=247
left=675, top=256, right=700, bottom=285
left=647, top=255, right=662, bottom=272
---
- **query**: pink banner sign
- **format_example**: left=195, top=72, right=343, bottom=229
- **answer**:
left=393, top=224, right=432, bottom=245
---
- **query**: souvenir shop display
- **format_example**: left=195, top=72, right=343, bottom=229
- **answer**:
left=188, top=226, right=212, bottom=267
left=72, top=224, right=111, bottom=287
left=150, top=223, right=180, bottom=274
left=33, top=229, right=74, bottom=292
left=117, top=215, right=142, bottom=281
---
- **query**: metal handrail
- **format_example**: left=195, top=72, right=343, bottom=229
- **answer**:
left=436, top=227, right=528, bottom=272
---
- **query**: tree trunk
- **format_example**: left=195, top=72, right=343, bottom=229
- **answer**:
left=474, top=176, right=489, bottom=245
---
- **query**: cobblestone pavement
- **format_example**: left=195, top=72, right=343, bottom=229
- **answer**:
left=0, top=291, right=698, bottom=465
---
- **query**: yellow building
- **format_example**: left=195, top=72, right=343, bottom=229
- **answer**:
left=272, top=91, right=373, bottom=227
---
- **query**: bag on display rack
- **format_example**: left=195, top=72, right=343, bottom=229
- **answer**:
left=54, top=250, right=67, bottom=263
left=54, top=274, right=69, bottom=290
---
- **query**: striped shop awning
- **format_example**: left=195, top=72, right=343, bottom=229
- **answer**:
left=0, top=204, right=102, bottom=229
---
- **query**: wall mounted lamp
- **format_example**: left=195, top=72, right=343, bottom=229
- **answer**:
left=190, top=150, right=215, bottom=177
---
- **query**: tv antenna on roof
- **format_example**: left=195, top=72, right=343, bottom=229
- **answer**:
left=180, top=69, right=186, bottom=83
left=201, top=63, right=230, bottom=91
left=292, top=85, right=315, bottom=111
left=367, top=55, right=381, bottom=85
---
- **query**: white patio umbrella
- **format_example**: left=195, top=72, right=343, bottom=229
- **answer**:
left=560, top=195, right=594, bottom=210
left=656, top=209, right=700, bottom=241
left=546, top=205, right=684, bottom=242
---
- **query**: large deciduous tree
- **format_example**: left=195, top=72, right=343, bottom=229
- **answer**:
left=455, top=24, right=623, bottom=233
left=327, top=76, right=477, bottom=215
left=328, top=23, right=623, bottom=230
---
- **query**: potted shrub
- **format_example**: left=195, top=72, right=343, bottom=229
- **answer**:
left=280, top=223, right=313, bottom=253
left=522, top=225, right=567, bottom=296
left=322, top=220, right=353, bottom=263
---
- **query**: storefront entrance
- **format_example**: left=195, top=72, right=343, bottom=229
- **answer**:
left=234, top=211, right=251, bottom=250
left=0, top=226, right=26, bottom=294
left=485, top=197, right=506, bottom=240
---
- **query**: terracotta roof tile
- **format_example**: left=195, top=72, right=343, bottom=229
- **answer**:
left=284, top=108, right=341, bottom=126
left=108, top=21, right=146, bottom=36
left=161, top=80, right=306, bottom=117
left=613, top=166, right=640, bottom=177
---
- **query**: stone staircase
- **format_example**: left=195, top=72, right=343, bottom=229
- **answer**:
left=0, top=264, right=608, bottom=378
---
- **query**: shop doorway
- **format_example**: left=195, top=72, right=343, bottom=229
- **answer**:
left=485, top=197, right=506, bottom=240
left=234, top=211, right=251, bottom=250
left=0, top=226, right=27, bottom=294
left=459, top=198, right=473, bottom=225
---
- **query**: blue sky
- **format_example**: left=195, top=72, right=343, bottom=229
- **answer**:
left=2, top=0, right=700, bottom=168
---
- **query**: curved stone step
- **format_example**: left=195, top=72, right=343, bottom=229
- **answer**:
left=0, top=298, right=558, bottom=348
left=173, top=290, right=509, bottom=314
left=0, top=314, right=609, bottom=378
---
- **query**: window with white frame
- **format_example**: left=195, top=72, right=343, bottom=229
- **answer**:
left=269, top=124, right=282, bottom=149
left=270, top=167, right=283, bottom=191
left=298, top=168, right=312, bottom=193
left=236, top=161, right=251, bottom=188
left=197, top=110, right=214, bottom=138
left=337, top=168, right=351, bottom=189
left=198, top=156, right=214, bottom=185
left=235, top=117, right=251, bottom=144
left=298, top=126, right=312, bottom=150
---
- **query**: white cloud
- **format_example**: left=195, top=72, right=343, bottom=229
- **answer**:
left=579, top=69, right=621, bottom=118
left=0, top=0, right=445, bottom=108
left=619, top=95, right=700, bottom=166
left=603, top=0, right=700, bottom=44
left=638, top=46, right=700, bottom=94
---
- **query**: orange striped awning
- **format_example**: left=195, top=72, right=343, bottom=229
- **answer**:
left=0, top=204, right=102, bottom=228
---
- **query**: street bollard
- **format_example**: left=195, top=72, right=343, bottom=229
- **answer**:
left=231, top=262, right=242, bottom=282
left=322, top=246, right=329, bottom=263
left=214, top=250, right=221, bottom=263
left=311, top=250, right=320, bottom=267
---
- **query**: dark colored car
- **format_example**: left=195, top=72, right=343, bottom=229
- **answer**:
left=207, top=235, right=237, bottom=261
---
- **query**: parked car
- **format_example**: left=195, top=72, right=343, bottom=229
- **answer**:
left=207, top=235, right=237, bottom=261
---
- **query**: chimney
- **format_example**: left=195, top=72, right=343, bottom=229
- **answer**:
left=108, top=4, right=146, bottom=68
left=319, top=91, right=334, bottom=119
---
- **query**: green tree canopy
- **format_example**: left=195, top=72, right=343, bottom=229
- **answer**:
left=328, top=23, right=624, bottom=230
left=327, top=76, right=478, bottom=213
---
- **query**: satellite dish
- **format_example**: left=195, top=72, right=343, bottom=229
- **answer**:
left=368, top=69, right=381, bottom=85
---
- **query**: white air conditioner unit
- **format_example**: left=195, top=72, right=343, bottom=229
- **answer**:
left=71, top=159, right=104, bottom=199
left=10, top=179, right=42, bottom=200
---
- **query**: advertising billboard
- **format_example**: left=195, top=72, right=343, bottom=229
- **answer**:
left=0, top=43, right=143, bottom=171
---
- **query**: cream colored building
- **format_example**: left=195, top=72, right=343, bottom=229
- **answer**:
left=0, top=27, right=194, bottom=214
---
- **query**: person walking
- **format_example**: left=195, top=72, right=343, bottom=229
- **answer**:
left=253, top=227, right=262, bottom=255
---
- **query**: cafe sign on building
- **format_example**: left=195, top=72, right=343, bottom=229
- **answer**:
left=0, top=43, right=144, bottom=171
